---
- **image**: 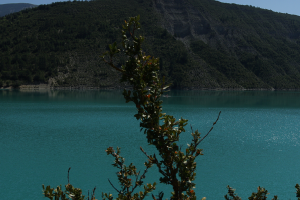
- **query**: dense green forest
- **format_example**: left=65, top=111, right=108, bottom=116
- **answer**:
left=0, top=0, right=300, bottom=89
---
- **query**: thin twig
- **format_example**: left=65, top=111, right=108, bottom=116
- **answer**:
left=140, top=147, right=169, bottom=179
left=68, top=167, right=71, bottom=184
left=152, top=194, right=157, bottom=200
left=197, top=111, right=221, bottom=145
left=140, top=146, right=151, bottom=159
left=91, top=187, right=96, bottom=199
left=156, top=191, right=164, bottom=200
left=103, top=58, right=124, bottom=72
left=108, top=179, right=121, bottom=193
left=131, top=171, right=140, bottom=193
left=131, top=167, right=148, bottom=193
left=190, top=124, right=194, bottom=134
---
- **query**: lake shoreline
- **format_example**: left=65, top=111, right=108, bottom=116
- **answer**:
left=2, top=84, right=300, bottom=91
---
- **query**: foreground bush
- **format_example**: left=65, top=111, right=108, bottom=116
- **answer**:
left=42, top=16, right=299, bottom=200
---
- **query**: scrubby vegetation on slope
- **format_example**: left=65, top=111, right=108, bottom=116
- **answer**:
left=1, top=0, right=300, bottom=89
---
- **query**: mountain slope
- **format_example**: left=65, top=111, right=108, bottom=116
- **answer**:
left=1, top=0, right=300, bottom=89
left=153, top=0, right=300, bottom=89
left=0, top=3, right=37, bottom=17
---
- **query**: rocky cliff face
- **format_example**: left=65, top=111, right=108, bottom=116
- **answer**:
left=153, top=0, right=300, bottom=49
left=152, top=0, right=300, bottom=89
left=154, top=0, right=212, bottom=39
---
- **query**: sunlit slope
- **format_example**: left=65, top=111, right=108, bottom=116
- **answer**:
left=0, top=3, right=37, bottom=17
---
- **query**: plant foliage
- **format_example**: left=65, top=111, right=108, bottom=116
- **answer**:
left=42, top=15, right=300, bottom=200
left=102, top=15, right=222, bottom=200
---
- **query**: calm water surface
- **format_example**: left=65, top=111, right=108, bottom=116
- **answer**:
left=1, top=90, right=300, bottom=199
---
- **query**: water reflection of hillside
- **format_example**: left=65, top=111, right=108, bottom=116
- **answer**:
left=164, top=90, right=300, bottom=108
left=1, top=89, right=300, bottom=108
left=46, top=90, right=124, bottom=101
left=0, top=89, right=125, bottom=104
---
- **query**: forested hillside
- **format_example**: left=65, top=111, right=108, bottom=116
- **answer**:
left=1, top=0, right=300, bottom=89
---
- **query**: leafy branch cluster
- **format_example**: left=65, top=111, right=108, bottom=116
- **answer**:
left=103, top=146, right=156, bottom=200
left=42, top=168, right=96, bottom=200
left=102, top=15, right=223, bottom=200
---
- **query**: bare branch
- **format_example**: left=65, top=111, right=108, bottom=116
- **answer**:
left=152, top=194, right=157, bottom=200
left=190, top=124, right=194, bottom=134
left=140, top=146, right=151, bottom=159
left=197, top=111, right=221, bottom=145
left=67, top=167, right=71, bottom=184
left=140, top=147, right=169, bottom=179
left=103, top=58, right=124, bottom=72
left=91, top=187, right=96, bottom=200
left=108, top=179, right=121, bottom=194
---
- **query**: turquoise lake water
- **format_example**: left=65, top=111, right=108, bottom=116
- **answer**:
left=1, top=89, right=300, bottom=199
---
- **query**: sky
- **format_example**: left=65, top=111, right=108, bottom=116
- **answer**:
left=0, top=0, right=299, bottom=16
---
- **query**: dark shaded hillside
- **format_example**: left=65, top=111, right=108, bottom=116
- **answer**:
left=0, top=0, right=192, bottom=89
left=1, top=0, right=300, bottom=89
left=0, top=3, right=37, bottom=17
